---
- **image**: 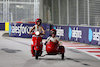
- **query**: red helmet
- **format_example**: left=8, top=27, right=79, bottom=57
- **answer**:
left=35, top=18, right=42, bottom=25
left=50, top=29, right=56, bottom=35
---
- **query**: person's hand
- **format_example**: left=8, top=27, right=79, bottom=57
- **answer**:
left=48, top=40, right=51, bottom=42
left=29, top=32, right=31, bottom=34
left=59, top=42, right=62, bottom=46
left=50, top=40, right=52, bottom=42
left=41, top=33, right=45, bottom=35
left=53, top=40, right=58, bottom=43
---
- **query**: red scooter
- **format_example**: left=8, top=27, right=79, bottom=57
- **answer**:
left=46, top=41, right=65, bottom=60
left=31, top=31, right=43, bottom=59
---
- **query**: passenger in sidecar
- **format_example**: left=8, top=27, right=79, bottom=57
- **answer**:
left=44, top=29, right=65, bottom=59
left=45, top=29, right=60, bottom=45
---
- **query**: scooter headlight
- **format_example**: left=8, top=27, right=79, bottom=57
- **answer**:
left=35, top=31, right=40, bottom=35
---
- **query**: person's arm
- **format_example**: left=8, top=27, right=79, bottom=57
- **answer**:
left=29, top=26, right=35, bottom=34
left=58, top=41, right=62, bottom=46
left=44, top=37, right=51, bottom=45
left=53, top=37, right=60, bottom=44
left=41, top=27, right=45, bottom=34
left=56, top=37, right=62, bottom=46
left=53, top=39, right=58, bottom=44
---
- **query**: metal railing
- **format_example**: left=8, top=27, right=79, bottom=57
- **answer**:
left=1, top=0, right=100, bottom=26
left=43, top=0, right=100, bottom=26
left=0, top=0, right=34, bottom=23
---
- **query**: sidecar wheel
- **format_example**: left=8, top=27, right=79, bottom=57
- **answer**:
left=35, top=51, right=39, bottom=59
left=61, top=53, right=64, bottom=60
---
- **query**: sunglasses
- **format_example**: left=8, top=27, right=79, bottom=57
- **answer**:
left=51, top=32, right=56, bottom=34
left=37, top=20, right=42, bottom=23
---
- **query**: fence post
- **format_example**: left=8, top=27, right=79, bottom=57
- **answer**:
left=58, top=0, right=61, bottom=25
left=87, top=0, right=90, bottom=26
left=67, top=0, right=69, bottom=25
left=76, top=0, right=79, bottom=25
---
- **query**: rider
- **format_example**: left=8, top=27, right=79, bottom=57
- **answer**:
left=45, top=29, right=60, bottom=45
left=29, top=18, right=45, bottom=34
left=29, top=18, right=45, bottom=56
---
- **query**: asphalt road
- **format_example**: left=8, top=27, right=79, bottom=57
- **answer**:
left=0, top=31, right=100, bottom=67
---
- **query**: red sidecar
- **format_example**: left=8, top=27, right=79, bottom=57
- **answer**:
left=46, top=42, right=65, bottom=59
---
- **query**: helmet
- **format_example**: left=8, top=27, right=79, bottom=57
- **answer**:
left=50, top=29, right=56, bottom=35
left=35, top=18, right=42, bottom=25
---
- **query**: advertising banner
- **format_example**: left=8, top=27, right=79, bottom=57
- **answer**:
left=9, top=23, right=100, bottom=46
left=9, top=23, right=50, bottom=38
left=87, top=27, right=100, bottom=46
left=68, top=26, right=89, bottom=44
left=67, top=26, right=100, bottom=46
left=51, top=25, right=67, bottom=40
left=52, top=25, right=100, bottom=46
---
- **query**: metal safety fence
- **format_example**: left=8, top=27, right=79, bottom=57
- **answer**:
left=1, top=0, right=100, bottom=26
left=0, top=0, right=34, bottom=22
left=43, top=0, right=100, bottom=26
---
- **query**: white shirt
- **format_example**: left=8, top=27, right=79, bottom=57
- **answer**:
left=34, top=25, right=42, bottom=33
left=46, top=36, right=59, bottom=42
left=32, top=25, right=43, bottom=37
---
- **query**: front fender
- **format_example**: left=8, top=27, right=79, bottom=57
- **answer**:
left=34, top=45, right=43, bottom=51
left=34, top=46, right=40, bottom=51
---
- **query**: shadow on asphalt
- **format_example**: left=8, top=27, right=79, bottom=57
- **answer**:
left=38, top=58, right=64, bottom=61
left=1, top=48, right=21, bottom=53
left=65, top=57, right=91, bottom=66
left=23, top=57, right=91, bottom=67
left=2, top=33, right=9, bottom=37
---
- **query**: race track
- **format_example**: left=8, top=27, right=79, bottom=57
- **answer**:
left=0, top=31, right=100, bottom=67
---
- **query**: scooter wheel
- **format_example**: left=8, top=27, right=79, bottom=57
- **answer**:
left=35, top=51, right=39, bottom=59
left=62, top=53, right=64, bottom=60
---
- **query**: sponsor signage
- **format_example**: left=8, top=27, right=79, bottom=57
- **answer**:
left=52, top=25, right=100, bottom=46
left=9, top=23, right=34, bottom=38
left=53, top=26, right=64, bottom=39
left=68, top=27, right=82, bottom=41
left=9, top=23, right=50, bottom=38
left=88, top=28, right=100, bottom=45
left=9, top=23, right=100, bottom=46
left=10, top=24, right=33, bottom=36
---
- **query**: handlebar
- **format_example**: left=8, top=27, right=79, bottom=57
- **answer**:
left=32, top=33, right=44, bottom=35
